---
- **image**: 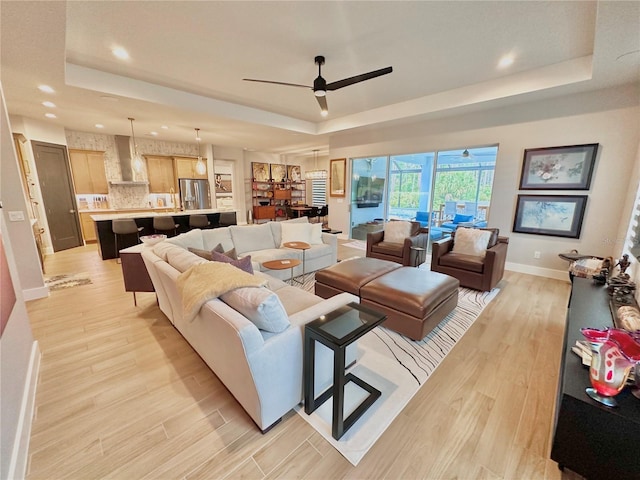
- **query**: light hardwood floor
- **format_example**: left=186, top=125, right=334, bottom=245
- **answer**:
left=25, top=241, right=579, bottom=479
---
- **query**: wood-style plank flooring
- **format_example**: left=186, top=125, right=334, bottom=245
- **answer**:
left=25, top=241, right=580, bottom=479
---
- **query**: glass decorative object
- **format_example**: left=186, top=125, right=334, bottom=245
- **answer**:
left=581, top=328, right=640, bottom=407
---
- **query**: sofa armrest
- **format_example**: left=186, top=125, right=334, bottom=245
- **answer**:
left=483, top=240, right=509, bottom=289
left=366, top=231, right=385, bottom=255
left=431, top=236, right=454, bottom=268
left=288, top=292, right=360, bottom=327
left=402, top=231, right=429, bottom=265
left=321, top=231, right=338, bottom=249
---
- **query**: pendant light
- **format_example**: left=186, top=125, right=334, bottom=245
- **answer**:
left=194, top=128, right=206, bottom=175
left=305, top=149, right=327, bottom=180
left=128, top=117, right=144, bottom=173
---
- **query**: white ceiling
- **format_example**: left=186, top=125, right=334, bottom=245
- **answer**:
left=1, top=1, right=638, bottom=156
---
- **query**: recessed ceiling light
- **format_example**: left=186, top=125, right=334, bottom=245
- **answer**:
left=95, top=124, right=104, bottom=129
left=112, top=46, right=130, bottom=60
left=498, top=55, right=514, bottom=69
left=42, top=101, right=56, bottom=108
left=161, top=125, right=169, bottom=130
left=45, top=113, right=57, bottom=119
left=150, top=131, right=158, bottom=136
left=38, top=85, right=55, bottom=93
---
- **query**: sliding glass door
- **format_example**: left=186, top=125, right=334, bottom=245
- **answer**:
left=348, top=146, right=497, bottom=247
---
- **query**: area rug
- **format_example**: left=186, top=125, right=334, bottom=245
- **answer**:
left=44, top=273, right=92, bottom=291
left=341, top=240, right=366, bottom=250
left=297, top=271, right=498, bottom=466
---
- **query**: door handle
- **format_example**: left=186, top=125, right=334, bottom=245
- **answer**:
left=69, top=209, right=76, bottom=213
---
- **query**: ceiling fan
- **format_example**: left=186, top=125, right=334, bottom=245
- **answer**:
left=243, top=55, right=393, bottom=115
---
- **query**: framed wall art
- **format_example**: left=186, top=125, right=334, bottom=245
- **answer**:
left=512, top=194, right=588, bottom=238
left=287, top=165, right=301, bottom=182
left=252, top=162, right=270, bottom=182
left=330, top=158, right=346, bottom=197
left=519, top=143, right=598, bottom=190
left=270, top=163, right=287, bottom=183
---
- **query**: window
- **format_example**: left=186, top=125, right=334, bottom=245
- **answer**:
left=311, top=179, right=326, bottom=207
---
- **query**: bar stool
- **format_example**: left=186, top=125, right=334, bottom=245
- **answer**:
left=112, top=219, right=143, bottom=263
left=189, top=214, right=210, bottom=230
left=219, top=211, right=237, bottom=227
left=153, top=216, right=180, bottom=236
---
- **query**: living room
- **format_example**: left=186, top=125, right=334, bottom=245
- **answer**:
left=2, top=2, right=640, bottom=479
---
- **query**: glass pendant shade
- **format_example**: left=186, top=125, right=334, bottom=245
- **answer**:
left=128, top=117, right=144, bottom=173
left=194, top=128, right=206, bottom=175
left=305, top=149, right=327, bottom=179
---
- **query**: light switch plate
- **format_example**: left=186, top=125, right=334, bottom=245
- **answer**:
left=8, top=211, right=25, bottom=221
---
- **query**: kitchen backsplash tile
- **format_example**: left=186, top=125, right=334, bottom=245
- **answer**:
left=66, top=130, right=198, bottom=209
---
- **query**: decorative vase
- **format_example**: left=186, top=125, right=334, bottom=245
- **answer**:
left=581, top=328, right=640, bottom=407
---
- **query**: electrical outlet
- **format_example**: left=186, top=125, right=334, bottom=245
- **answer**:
left=534, top=251, right=541, bottom=259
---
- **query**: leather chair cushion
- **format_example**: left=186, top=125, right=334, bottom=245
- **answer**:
left=439, top=252, right=485, bottom=273
left=360, top=268, right=459, bottom=319
left=315, top=257, right=401, bottom=295
left=371, top=241, right=404, bottom=257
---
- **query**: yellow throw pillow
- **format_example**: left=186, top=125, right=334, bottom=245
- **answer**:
left=452, top=227, right=492, bottom=258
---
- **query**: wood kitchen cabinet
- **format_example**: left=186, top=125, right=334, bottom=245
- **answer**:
left=69, top=150, right=108, bottom=194
left=145, top=155, right=176, bottom=193
left=174, top=156, right=207, bottom=179
left=79, top=212, right=97, bottom=243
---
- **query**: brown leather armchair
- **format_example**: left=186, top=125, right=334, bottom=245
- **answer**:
left=431, top=228, right=509, bottom=291
left=366, top=221, right=429, bottom=266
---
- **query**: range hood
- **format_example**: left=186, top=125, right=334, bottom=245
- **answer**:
left=110, top=135, right=148, bottom=185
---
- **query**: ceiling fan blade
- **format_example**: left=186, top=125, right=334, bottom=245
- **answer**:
left=316, top=95, right=328, bottom=112
left=243, top=78, right=312, bottom=89
left=326, top=66, right=393, bottom=91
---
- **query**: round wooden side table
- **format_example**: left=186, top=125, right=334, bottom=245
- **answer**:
left=262, top=258, right=301, bottom=285
left=283, top=241, right=311, bottom=282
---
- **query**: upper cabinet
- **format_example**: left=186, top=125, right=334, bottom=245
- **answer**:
left=146, top=155, right=176, bottom=193
left=69, top=149, right=109, bottom=194
left=174, top=156, right=207, bottom=180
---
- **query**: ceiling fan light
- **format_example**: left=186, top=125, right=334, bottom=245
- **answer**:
left=314, top=90, right=326, bottom=97
left=320, top=109, right=328, bottom=117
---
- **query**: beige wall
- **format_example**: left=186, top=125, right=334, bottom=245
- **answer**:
left=328, top=84, right=640, bottom=279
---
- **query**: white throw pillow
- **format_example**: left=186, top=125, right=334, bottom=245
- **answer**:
left=384, top=221, right=413, bottom=244
left=309, top=223, right=323, bottom=245
left=230, top=223, right=276, bottom=255
left=280, top=222, right=312, bottom=246
left=220, top=287, right=290, bottom=333
left=452, top=227, right=492, bottom=258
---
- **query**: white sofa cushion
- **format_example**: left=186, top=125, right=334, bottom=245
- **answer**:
left=220, top=287, right=290, bottom=333
left=309, top=223, right=323, bottom=245
left=230, top=224, right=276, bottom=255
left=270, top=216, right=308, bottom=247
left=165, top=228, right=204, bottom=250
left=280, top=222, right=312, bottom=246
left=384, top=220, right=413, bottom=244
left=166, top=247, right=208, bottom=273
left=202, top=228, right=234, bottom=252
left=452, top=227, right=492, bottom=258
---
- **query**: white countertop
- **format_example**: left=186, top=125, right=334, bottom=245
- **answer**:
left=90, top=208, right=223, bottom=221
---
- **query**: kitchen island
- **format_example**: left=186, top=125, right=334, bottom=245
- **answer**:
left=91, top=209, right=235, bottom=260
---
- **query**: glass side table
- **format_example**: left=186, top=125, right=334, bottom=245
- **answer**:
left=303, top=302, right=387, bottom=440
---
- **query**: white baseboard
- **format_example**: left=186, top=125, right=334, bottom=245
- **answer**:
left=7, top=341, right=41, bottom=480
left=506, top=261, right=569, bottom=282
left=22, top=286, right=49, bottom=301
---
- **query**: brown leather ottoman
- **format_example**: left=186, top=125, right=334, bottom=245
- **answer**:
left=360, top=268, right=459, bottom=340
left=315, top=257, right=401, bottom=298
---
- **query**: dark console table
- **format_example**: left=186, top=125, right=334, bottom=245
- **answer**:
left=550, top=278, right=640, bottom=479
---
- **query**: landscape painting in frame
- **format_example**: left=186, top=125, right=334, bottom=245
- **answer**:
left=519, top=143, right=599, bottom=190
left=513, top=194, right=588, bottom=238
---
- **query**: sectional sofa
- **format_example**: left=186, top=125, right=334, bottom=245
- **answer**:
left=140, top=219, right=357, bottom=431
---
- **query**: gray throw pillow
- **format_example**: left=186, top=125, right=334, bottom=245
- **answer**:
left=210, top=250, right=253, bottom=274
left=188, top=243, right=237, bottom=261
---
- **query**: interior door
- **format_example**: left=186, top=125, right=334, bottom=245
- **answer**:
left=32, top=141, right=83, bottom=251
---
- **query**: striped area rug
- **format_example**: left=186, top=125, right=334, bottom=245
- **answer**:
left=297, top=271, right=499, bottom=466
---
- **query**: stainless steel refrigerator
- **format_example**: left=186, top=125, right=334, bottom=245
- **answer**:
left=179, top=178, right=211, bottom=210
